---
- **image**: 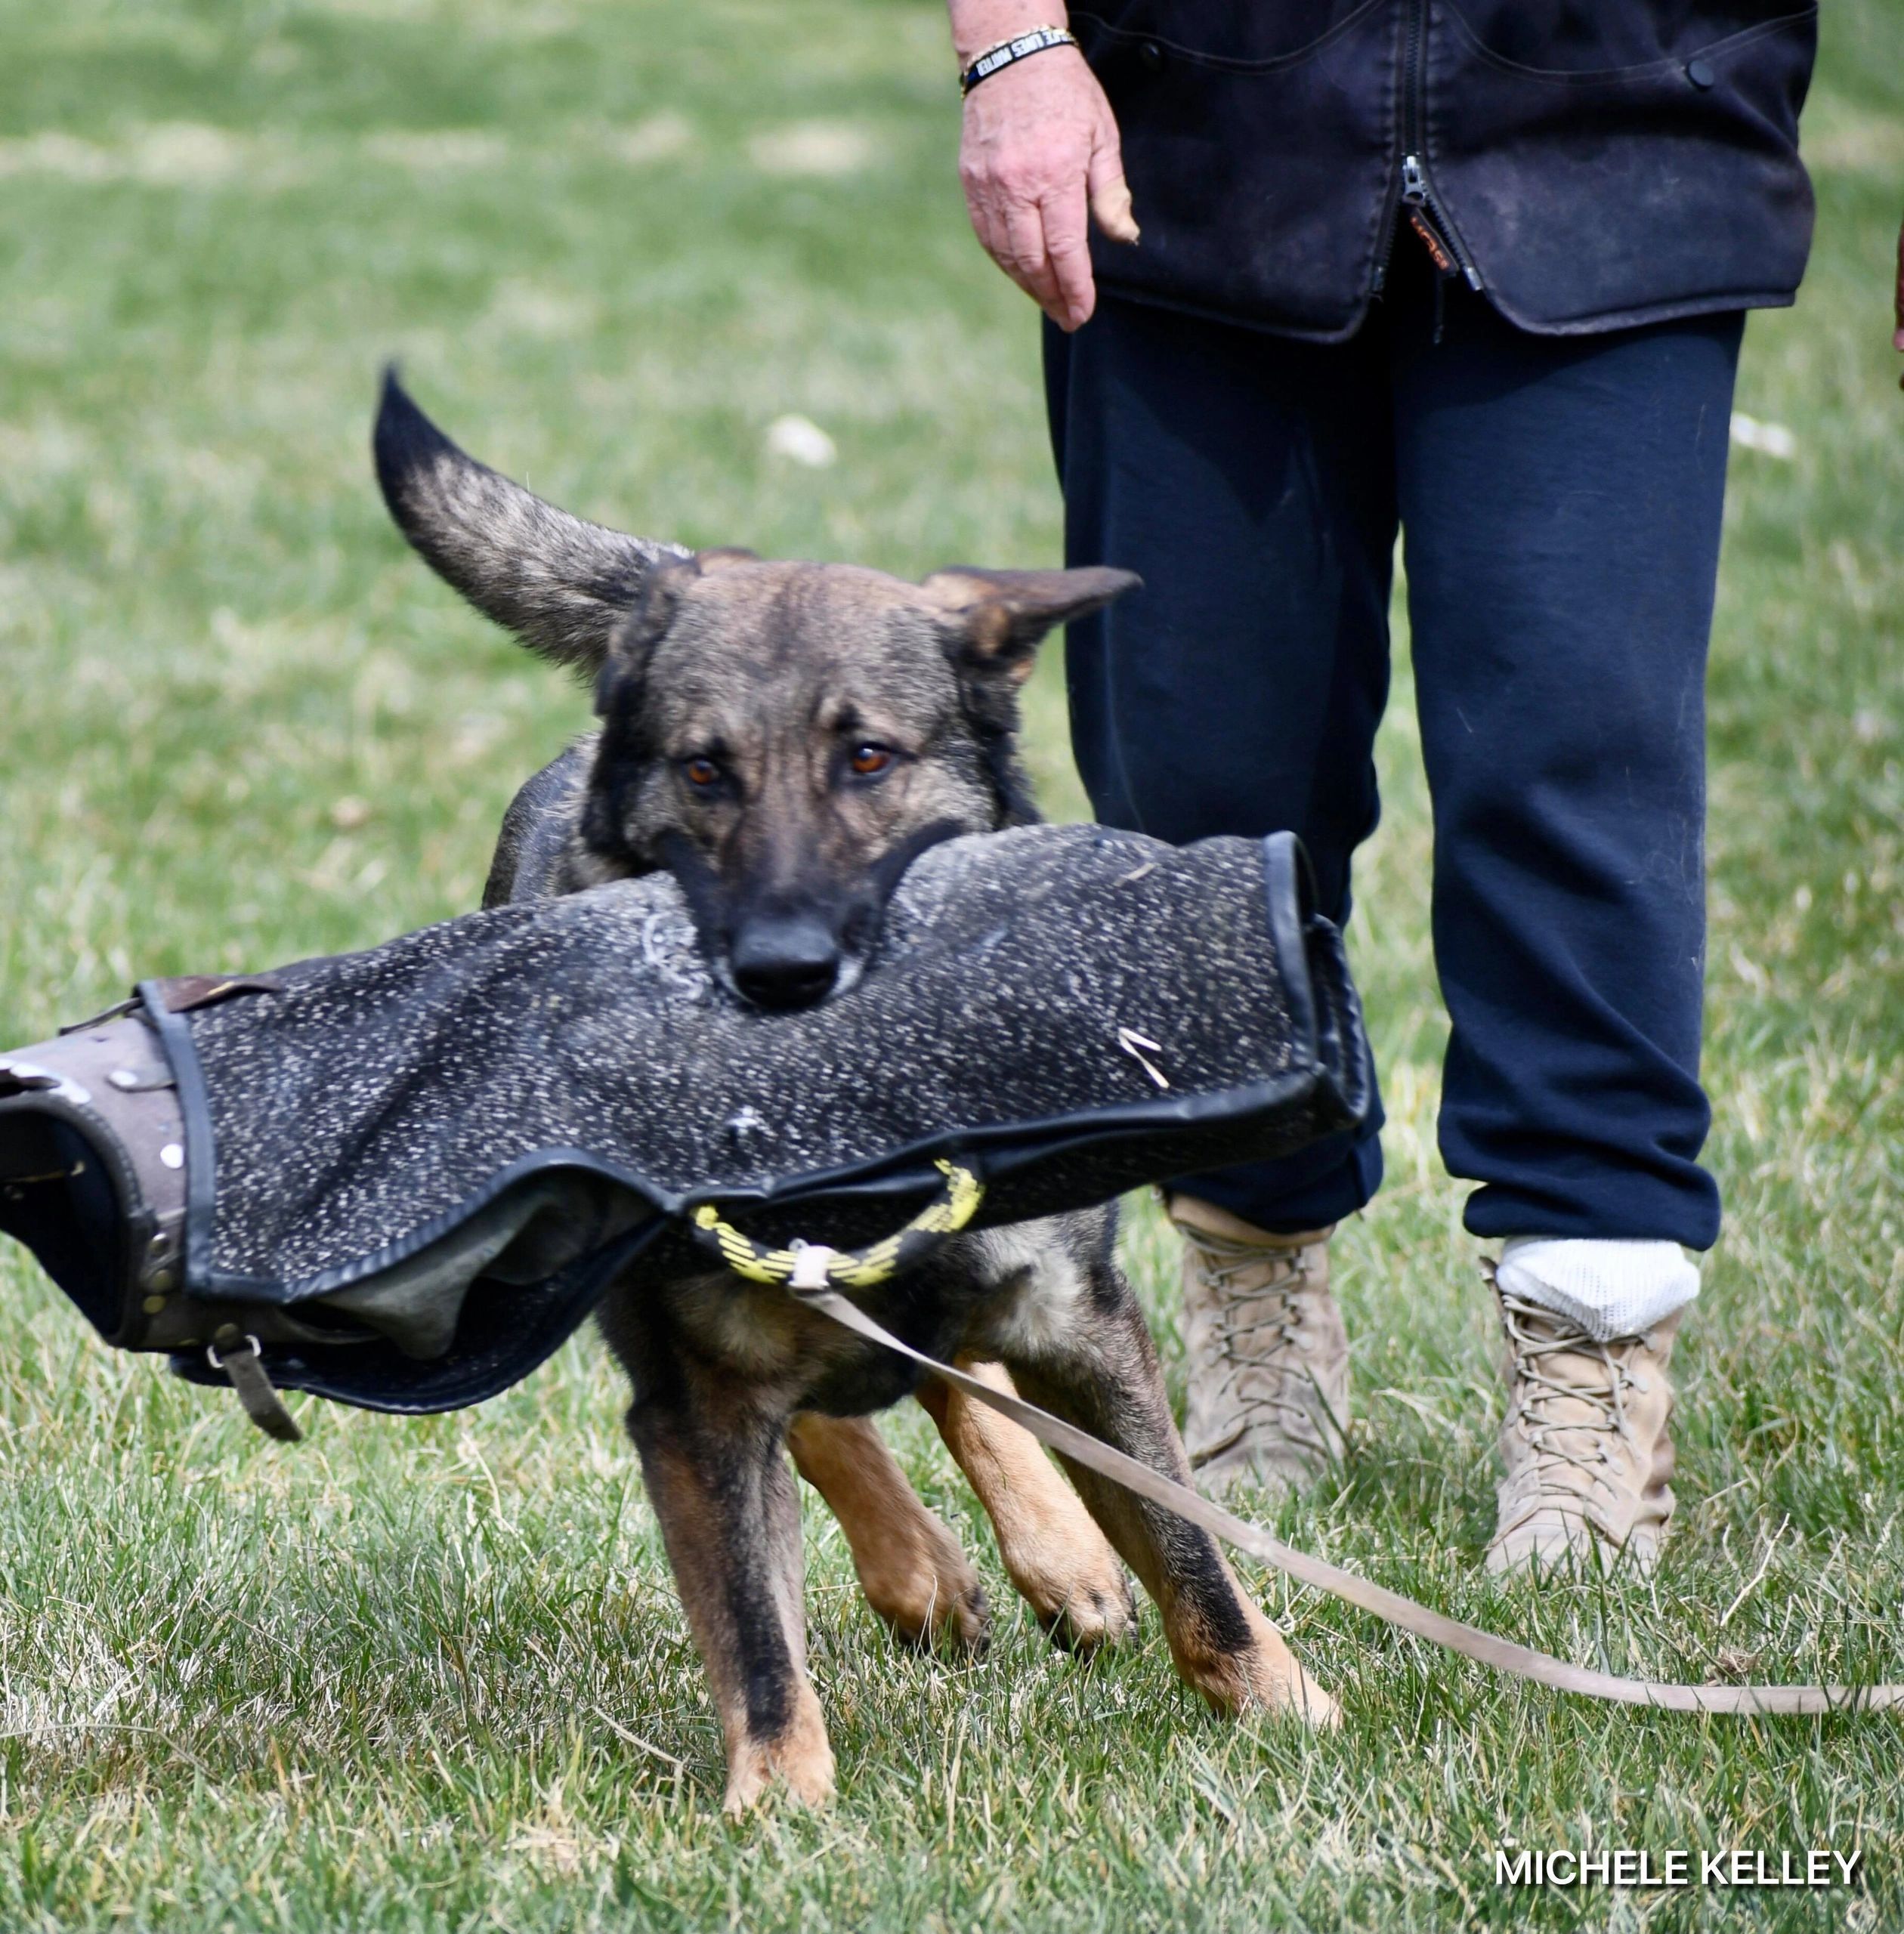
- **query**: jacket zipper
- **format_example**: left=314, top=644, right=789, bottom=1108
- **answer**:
left=1401, top=153, right=1482, bottom=292
left=1372, top=0, right=1483, bottom=295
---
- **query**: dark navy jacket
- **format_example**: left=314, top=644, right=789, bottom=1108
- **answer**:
left=1072, top=1, right=1818, bottom=338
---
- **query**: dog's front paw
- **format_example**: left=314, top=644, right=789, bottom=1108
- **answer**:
left=1238, top=1653, right=1340, bottom=1729
left=722, top=1689, right=837, bottom=1816
left=860, top=1510, right=993, bottom=1656
left=1037, top=1567, right=1139, bottom=1657
left=1169, top=1590, right=1340, bottom=1729
left=998, top=1515, right=1136, bottom=1657
left=787, top=1413, right=992, bottom=1656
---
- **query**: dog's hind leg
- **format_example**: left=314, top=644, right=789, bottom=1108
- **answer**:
left=913, top=1364, right=1134, bottom=1653
left=988, top=1267, right=1338, bottom=1729
left=626, top=1376, right=836, bottom=1814
left=786, top=1412, right=991, bottom=1653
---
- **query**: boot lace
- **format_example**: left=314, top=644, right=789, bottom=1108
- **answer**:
left=1498, top=1290, right=1648, bottom=1509
left=1183, top=1227, right=1340, bottom=1465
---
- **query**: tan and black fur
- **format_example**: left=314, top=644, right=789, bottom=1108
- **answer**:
left=376, top=374, right=1336, bottom=1812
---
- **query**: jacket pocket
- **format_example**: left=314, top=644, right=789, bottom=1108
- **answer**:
left=1077, top=0, right=1402, bottom=339
left=1428, top=2, right=1817, bottom=329
left=1069, top=0, right=1387, bottom=74
left=1444, top=1, right=1818, bottom=85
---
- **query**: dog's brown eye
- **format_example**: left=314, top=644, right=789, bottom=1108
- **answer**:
left=683, top=756, right=721, bottom=789
left=848, top=744, right=892, bottom=777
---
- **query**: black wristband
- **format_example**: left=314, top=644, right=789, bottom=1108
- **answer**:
left=960, top=25, right=1079, bottom=95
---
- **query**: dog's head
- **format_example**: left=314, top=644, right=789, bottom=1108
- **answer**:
left=375, top=373, right=1138, bottom=1008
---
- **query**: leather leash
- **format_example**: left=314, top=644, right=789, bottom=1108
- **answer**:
left=785, top=1269, right=1902, bottom=1716
left=683, top=1162, right=1898, bottom=1719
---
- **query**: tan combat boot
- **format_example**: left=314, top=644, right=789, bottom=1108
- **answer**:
left=1485, top=1262, right=1680, bottom=1577
left=1170, top=1195, right=1348, bottom=1498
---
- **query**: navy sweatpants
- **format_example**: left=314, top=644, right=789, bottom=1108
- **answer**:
left=1045, top=240, right=1743, bottom=1247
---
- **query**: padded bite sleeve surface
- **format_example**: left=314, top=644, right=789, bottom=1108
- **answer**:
left=175, top=825, right=1365, bottom=1301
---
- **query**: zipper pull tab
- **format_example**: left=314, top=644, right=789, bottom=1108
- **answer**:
left=1402, top=153, right=1429, bottom=203
left=1409, top=209, right=1457, bottom=277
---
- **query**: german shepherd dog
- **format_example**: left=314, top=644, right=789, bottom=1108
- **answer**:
left=375, top=377, right=1334, bottom=1811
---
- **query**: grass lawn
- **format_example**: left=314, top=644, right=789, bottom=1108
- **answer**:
left=2, top=1, right=1902, bottom=1926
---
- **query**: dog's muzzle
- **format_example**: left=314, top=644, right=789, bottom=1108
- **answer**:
left=728, top=911, right=847, bottom=1009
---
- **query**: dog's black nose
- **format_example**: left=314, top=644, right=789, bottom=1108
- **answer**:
left=730, top=916, right=842, bottom=1009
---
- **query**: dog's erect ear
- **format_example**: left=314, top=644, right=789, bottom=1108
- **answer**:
left=595, top=545, right=762, bottom=677
left=920, top=566, right=1140, bottom=830
left=592, top=542, right=774, bottom=721
left=373, top=366, right=691, bottom=675
left=598, top=552, right=703, bottom=684
left=920, top=565, right=1142, bottom=683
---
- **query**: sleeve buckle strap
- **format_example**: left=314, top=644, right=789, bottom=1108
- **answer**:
left=208, top=1330, right=304, bottom=1443
left=960, top=24, right=1078, bottom=94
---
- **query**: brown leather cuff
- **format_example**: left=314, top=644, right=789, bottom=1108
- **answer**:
left=0, top=1011, right=189, bottom=1349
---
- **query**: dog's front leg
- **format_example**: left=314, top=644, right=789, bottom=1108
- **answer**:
left=785, top=1411, right=991, bottom=1652
left=626, top=1375, right=835, bottom=1814
left=994, top=1271, right=1338, bottom=1729
left=912, top=1364, right=1135, bottom=1653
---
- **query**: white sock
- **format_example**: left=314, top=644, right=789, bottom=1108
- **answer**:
left=1494, top=1237, right=1700, bottom=1342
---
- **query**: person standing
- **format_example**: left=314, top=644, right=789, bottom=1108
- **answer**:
left=944, top=0, right=1828, bottom=1571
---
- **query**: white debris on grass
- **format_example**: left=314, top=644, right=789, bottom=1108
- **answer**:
left=1730, top=412, right=1798, bottom=459
left=765, top=415, right=837, bottom=468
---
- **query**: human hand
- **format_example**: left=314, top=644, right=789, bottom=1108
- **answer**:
left=957, top=39, right=1139, bottom=332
